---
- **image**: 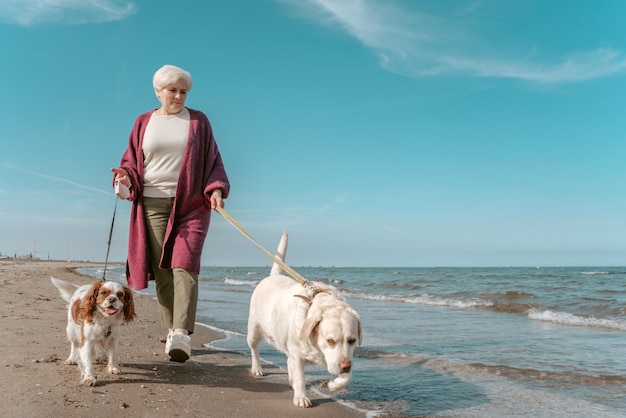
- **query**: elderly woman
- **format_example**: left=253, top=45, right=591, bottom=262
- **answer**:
left=112, top=64, right=230, bottom=362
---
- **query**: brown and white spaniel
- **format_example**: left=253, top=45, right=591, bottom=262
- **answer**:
left=51, top=277, right=136, bottom=386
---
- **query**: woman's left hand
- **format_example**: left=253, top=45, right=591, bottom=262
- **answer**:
left=210, top=190, right=224, bottom=210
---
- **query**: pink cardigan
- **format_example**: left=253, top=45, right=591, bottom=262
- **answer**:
left=117, top=108, right=230, bottom=290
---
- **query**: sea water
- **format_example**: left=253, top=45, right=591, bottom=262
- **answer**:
left=79, top=266, right=626, bottom=417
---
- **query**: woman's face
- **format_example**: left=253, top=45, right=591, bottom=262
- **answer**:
left=157, top=78, right=188, bottom=115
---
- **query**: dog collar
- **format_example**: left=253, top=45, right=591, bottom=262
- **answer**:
left=293, top=283, right=330, bottom=305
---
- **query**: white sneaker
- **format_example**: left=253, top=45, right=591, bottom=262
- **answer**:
left=164, top=331, right=174, bottom=355
left=168, top=332, right=191, bottom=363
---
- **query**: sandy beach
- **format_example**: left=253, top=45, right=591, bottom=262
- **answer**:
left=0, top=261, right=368, bottom=418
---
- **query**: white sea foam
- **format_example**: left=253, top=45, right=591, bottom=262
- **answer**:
left=580, top=271, right=610, bottom=275
left=347, top=292, right=493, bottom=309
left=223, top=277, right=258, bottom=287
left=528, top=309, right=626, bottom=331
left=196, top=321, right=246, bottom=351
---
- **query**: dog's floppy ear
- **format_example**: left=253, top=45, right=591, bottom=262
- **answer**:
left=78, top=281, right=102, bottom=324
left=299, top=310, right=322, bottom=341
left=350, top=307, right=363, bottom=345
left=122, top=284, right=136, bottom=323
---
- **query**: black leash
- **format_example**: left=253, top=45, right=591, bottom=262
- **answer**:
left=102, top=197, right=118, bottom=281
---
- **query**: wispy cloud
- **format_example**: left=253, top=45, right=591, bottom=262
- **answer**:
left=4, top=163, right=111, bottom=195
left=434, top=48, right=626, bottom=83
left=281, top=0, right=626, bottom=83
left=0, top=0, right=136, bottom=26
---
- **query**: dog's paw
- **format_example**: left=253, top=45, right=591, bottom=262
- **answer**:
left=327, top=373, right=351, bottom=391
left=107, top=365, right=121, bottom=375
left=81, top=376, right=97, bottom=386
left=250, top=367, right=265, bottom=377
left=293, top=396, right=312, bottom=408
left=64, top=358, right=78, bottom=365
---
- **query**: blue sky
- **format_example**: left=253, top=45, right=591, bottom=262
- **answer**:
left=1, top=0, right=625, bottom=267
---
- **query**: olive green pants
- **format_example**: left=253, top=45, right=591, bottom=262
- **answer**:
left=143, top=196, right=198, bottom=334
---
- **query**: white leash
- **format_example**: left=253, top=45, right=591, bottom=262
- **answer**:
left=215, top=206, right=314, bottom=289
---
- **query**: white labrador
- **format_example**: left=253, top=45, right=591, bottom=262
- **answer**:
left=247, top=232, right=362, bottom=407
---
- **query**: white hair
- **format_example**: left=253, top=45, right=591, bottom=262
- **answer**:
left=152, top=65, right=193, bottom=92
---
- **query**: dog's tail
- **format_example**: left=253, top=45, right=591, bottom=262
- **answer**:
left=270, top=231, right=288, bottom=276
left=50, top=277, right=78, bottom=303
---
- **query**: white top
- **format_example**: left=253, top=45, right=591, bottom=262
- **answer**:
left=142, top=108, right=190, bottom=198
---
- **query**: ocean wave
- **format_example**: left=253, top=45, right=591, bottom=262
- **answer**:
left=580, top=271, right=611, bottom=275
left=223, top=277, right=258, bottom=287
left=356, top=348, right=429, bottom=366
left=379, top=281, right=423, bottom=291
left=358, top=349, right=626, bottom=386
left=196, top=321, right=246, bottom=350
left=77, top=267, right=126, bottom=282
left=347, top=292, right=494, bottom=309
left=316, top=277, right=344, bottom=285
left=528, top=309, right=626, bottom=331
left=506, top=290, right=533, bottom=299
left=490, top=302, right=536, bottom=314
left=488, top=290, right=536, bottom=301
left=426, top=359, right=626, bottom=385
left=345, top=290, right=626, bottom=323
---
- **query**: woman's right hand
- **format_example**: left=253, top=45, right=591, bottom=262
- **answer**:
left=111, top=168, right=131, bottom=188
